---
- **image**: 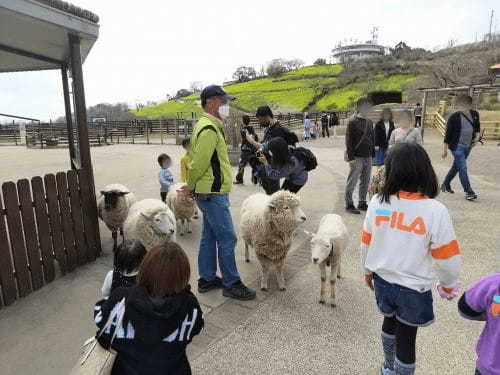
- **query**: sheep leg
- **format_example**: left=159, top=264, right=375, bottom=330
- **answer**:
left=319, top=261, right=327, bottom=304
left=112, top=230, right=118, bottom=252
left=244, top=242, right=250, bottom=263
left=276, top=260, right=286, bottom=291
left=329, top=252, right=341, bottom=308
left=257, top=255, right=270, bottom=291
left=186, top=219, right=192, bottom=234
left=120, top=228, right=125, bottom=244
left=179, top=219, right=184, bottom=236
left=193, top=209, right=199, bottom=219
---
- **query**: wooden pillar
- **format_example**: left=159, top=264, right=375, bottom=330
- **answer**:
left=69, top=34, right=92, bottom=177
left=421, top=91, right=428, bottom=142
left=61, top=65, right=76, bottom=168
left=69, top=33, right=101, bottom=253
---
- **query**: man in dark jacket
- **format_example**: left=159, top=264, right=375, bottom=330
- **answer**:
left=374, top=108, right=395, bottom=166
left=234, top=115, right=258, bottom=184
left=321, top=112, right=330, bottom=137
left=442, top=94, right=480, bottom=201
left=345, top=98, right=375, bottom=214
left=245, top=105, right=298, bottom=194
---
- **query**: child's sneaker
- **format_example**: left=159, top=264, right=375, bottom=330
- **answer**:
left=380, top=364, right=396, bottom=375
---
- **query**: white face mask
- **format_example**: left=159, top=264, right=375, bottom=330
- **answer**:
left=218, top=104, right=230, bottom=118
left=268, top=150, right=273, bottom=157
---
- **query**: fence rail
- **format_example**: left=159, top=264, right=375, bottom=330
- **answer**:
left=0, top=169, right=100, bottom=308
left=432, top=112, right=500, bottom=140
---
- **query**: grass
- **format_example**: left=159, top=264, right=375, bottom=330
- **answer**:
left=133, top=96, right=202, bottom=119
left=312, top=74, right=419, bottom=111
left=134, top=65, right=418, bottom=118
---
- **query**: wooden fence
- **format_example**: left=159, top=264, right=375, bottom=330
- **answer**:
left=0, top=169, right=101, bottom=308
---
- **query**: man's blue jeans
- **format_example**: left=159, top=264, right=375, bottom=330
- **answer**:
left=443, top=144, right=473, bottom=194
left=196, top=194, right=240, bottom=287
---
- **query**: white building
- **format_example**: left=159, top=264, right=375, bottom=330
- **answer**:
left=331, top=40, right=385, bottom=63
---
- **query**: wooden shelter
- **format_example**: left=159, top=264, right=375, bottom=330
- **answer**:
left=0, top=0, right=101, bottom=308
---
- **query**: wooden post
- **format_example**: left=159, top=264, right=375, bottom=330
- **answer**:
left=61, top=65, right=76, bottom=168
left=146, top=120, right=150, bottom=144
left=421, top=91, right=428, bottom=142
left=68, top=33, right=101, bottom=254
left=160, top=118, right=164, bottom=144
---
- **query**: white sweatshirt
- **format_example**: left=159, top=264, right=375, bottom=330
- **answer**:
left=360, top=192, right=461, bottom=292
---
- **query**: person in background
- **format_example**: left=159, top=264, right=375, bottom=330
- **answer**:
left=180, top=85, right=256, bottom=300
left=413, top=103, right=422, bottom=128
left=158, top=153, right=174, bottom=203
left=234, top=115, right=259, bottom=184
left=321, top=112, right=330, bottom=138
left=257, top=137, right=308, bottom=193
left=374, top=108, right=395, bottom=167
left=361, top=143, right=461, bottom=375
left=180, top=138, right=191, bottom=183
left=458, top=273, right=500, bottom=375
left=303, top=115, right=311, bottom=141
left=344, top=97, right=375, bottom=214
left=101, top=240, right=146, bottom=298
left=245, top=105, right=298, bottom=195
left=94, top=241, right=204, bottom=375
left=330, top=112, right=339, bottom=137
left=370, top=110, right=422, bottom=201
left=441, top=94, right=480, bottom=201
left=389, top=110, right=422, bottom=146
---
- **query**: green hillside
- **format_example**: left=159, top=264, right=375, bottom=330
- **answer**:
left=135, top=64, right=419, bottom=118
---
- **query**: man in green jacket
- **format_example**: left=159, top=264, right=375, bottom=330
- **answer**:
left=180, top=85, right=256, bottom=301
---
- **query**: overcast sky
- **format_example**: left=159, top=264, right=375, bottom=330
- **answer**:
left=1, top=0, right=498, bottom=121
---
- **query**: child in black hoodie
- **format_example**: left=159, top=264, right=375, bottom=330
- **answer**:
left=94, top=241, right=204, bottom=375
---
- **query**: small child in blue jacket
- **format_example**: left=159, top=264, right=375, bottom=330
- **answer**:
left=157, top=153, right=173, bottom=202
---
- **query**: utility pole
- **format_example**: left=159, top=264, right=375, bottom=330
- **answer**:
left=489, top=9, right=494, bottom=42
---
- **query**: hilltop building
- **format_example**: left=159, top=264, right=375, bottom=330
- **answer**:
left=331, top=27, right=387, bottom=63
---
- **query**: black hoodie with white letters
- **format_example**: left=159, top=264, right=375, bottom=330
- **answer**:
left=94, top=285, right=204, bottom=375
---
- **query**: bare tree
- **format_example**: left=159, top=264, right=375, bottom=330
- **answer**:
left=232, top=66, right=257, bottom=82
left=190, top=81, right=203, bottom=93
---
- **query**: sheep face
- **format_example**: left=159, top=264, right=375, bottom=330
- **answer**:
left=140, top=212, right=175, bottom=235
left=267, top=195, right=306, bottom=230
left=311, top=237, right=331, bottom=264
left=101, top=190, right=129, bottom=210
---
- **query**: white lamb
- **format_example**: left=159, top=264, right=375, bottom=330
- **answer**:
left=123, top=199, right=176, bottom=249
left=240, top=190, right=306, bottom=291
left=166, top=183, right=197, bottom=236
left=97, top=184, right=137, bottom=251
left=305, top=214, right=348, bottom=307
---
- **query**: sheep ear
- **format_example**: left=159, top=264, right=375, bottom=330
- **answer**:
left=268, top=203, right=276, bottom=211
left=140, top=212, right=153, bottom=221
left=119, top=192, right=129, bottom=196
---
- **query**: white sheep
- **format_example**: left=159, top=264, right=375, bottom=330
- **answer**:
left=97, top=184, right=137, bottom=251
left=166, top=183, right=197, bottom=236
left=123, top=199, right=176, bottom=249
left=240, top=190, right=306, bottom=291
left=305, top=214, right=348, bottom=307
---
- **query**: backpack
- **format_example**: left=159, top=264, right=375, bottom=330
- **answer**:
left=283, top=127, right=299, bottom=146
left=291, top=147, right=317, bottom=171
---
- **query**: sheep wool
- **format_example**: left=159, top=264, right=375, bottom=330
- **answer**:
left=97, top=184, right=137, bottom=250
left=240, top=190, right=306, bottom=291
left=123, top=199, right=176, bottom=250
left=166, top=183, right=197, bottom=236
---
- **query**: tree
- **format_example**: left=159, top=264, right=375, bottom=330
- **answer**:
left=175, top=89, right=193, bottom=99
left=285, top=58, right=304, bottom=70
left=190, top=81, right=203, bottom=93
left=314, top=58, right=327, bottom=65
left=232, top=66, right=257, bottom=82
left=266, top=58, right=288, bottom=77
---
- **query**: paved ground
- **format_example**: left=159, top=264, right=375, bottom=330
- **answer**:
left=0, top=131, right=498, bottom=374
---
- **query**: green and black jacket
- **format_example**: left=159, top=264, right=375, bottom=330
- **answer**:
left=187, top=113, right=232, bottom=194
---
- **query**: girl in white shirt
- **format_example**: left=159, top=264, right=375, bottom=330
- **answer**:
left=361, top=143, right=461, bottom=375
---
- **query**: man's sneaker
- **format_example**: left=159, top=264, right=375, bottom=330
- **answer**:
left=441, top=184, right=455, bottom=194
left=357, top=201, right=368, bottom=211
left=345, top=205, right=361, bottom=214
left=380, top=364, right=396, bottom=375
left=198, top=277, right=223, bottom=293
left=465, top=192, right=478, bottom=201
left=234, top=180, right=243, bottom=185
left=222, top=281, right=256, bottom=300
left=251, top=175, right=259, bottom=185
